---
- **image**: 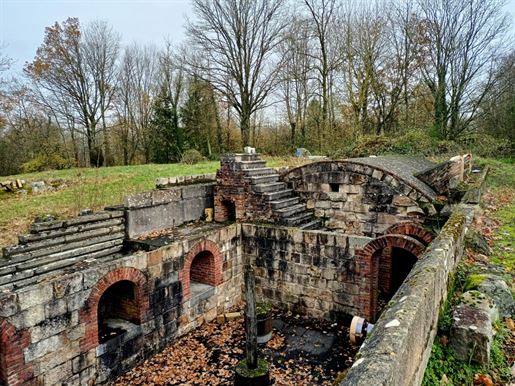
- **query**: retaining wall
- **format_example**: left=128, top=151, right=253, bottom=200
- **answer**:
left=341, top=203, right=476, bottom=386
left=241, top=224, right=372, bottom=319
left=0, top=224, right=242, bottom=386
left=125, top=183, right=214, bottom=238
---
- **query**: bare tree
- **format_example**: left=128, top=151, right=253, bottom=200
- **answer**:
left=25, top=18, right=121, bottom=166
left=83, top=20, right=121, bottom=165
left=115, top=43, right=159, bottom=164
left=339, top=2, right=383, bottom=133
left=302, top=0, right=342, bottom=144
left=278, top=15, right=315, bottom=147
left=186, top=0, right=288, bottom=147
left=416, top=0, right=511, bottom=139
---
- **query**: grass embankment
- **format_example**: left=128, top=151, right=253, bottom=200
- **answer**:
left=0, top=157, right=303, bottom=248
left=423, top=158, right=514, bottom=386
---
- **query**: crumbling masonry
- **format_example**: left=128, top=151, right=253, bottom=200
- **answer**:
left=0, top=153, right=479, bottom=386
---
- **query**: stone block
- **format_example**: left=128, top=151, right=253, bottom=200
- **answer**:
left=0, top=292, right=18, bottom=317
left=450, top=302, right=493, bottom=365
left=18, top=285, right=53, bottom=310
left=25, top=334, right=64, bottom=362
left=152, top=189, right=181, bottom=205
left=124, top=191, right=153, bottom=208
left=21, top=304, right=46, bottom=328
left=475, top=274, right=514, bottom=318
left=31, top=313, right=72, bottom=342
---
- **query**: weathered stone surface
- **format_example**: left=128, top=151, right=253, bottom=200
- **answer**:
left=476, top=275, right=514, bottom=318
left=450, top=302, right=493, bottom=365
left=465, top=230, right=492, bottom=255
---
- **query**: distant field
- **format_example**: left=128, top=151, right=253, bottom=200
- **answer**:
left=0, top=157, right=305, bottom=247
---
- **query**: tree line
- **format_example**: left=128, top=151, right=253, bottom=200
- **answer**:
left=0, top=0, right=513, bottom=176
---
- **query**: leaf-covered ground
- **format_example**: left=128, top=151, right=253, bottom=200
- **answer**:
left=114, top=312, right=358, bottom=386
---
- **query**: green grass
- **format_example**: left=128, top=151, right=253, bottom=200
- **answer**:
left=1, top=162, right=220, bottom=247
left=423, top=157, right=514, bottom=386
left=0, top=157, right=306, bottom=247
left=423, top=321, right=511, bottom=386
left=490, top=203, right=515, bottom=273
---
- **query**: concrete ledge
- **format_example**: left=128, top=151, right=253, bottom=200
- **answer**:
left=341, top=204, right=476, bottom=386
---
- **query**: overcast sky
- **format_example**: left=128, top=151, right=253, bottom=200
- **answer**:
left=1, top=0, right=514, bottom=75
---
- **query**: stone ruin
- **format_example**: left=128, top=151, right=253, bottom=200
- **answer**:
left=0, top=152, right=486, bottom=386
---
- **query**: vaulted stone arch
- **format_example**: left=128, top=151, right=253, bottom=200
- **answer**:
left=80, top=267, right=150, bottom=351
left=179, top=239, right=223, bottom=300
left=356, top=234, right=426, bottom=321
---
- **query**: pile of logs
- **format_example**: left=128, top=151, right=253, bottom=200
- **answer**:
left=0, top=179, right=26, bottom=192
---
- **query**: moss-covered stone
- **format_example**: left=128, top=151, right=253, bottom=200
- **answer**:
left=235, top=358, right=269, bottom=377
left=464, top=274, right=487, bottom=291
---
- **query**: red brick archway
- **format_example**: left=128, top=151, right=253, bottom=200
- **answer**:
left=356, top=235, right=426, bottom=321
left=179, top=239, right=223, bottom=300
left=80, top=267, right=150, bottom=352
left=384, top=222, right=435, bottom=245
left=0, top=319, right=33, bottom=386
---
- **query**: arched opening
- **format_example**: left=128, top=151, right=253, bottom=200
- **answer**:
left=97, top=280, right=141, bottom=344
left=359, top=234, right=426, bottom=321
left=189, top=250, right=216, bottom=300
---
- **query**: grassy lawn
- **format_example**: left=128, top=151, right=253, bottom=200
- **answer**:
left=0, top=157, right=305, bottom=247
left=423, top=157, right=514, bottom=386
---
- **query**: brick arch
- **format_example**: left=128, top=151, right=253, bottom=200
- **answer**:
left=79, top=267, right=150, bottom=352
left=0, top=319, right=34, bottom=386
left=179, top=239, right=223, bottom=300
left=384, top=222, right=435, bottom=246
left=356, top=234, right=426, bottom=321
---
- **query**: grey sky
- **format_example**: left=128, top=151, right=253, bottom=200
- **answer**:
left=1, top=0, right=514, bottom=75
left=1, top=0, right=191, bottom=73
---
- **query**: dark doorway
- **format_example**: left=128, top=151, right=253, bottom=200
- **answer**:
left=390, top=247, right=417, bottom=295
left=98, top=280, right=141, bottom=343
left=221, top=200, right=236, bottom=221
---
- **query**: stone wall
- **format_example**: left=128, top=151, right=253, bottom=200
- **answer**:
left=241, top=224, right=372, bottom=320
left=281, top=161, right=434, bottom=237
left=125, top=183, right=214, bottom=238
left=1, top=210, right=125, bottom=289
left=341, top=204, right=476, bottom=386
left=0, top=224, right=242, bottom=386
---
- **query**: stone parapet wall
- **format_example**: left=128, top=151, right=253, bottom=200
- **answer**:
left=341, top=204, right=476, bottom=386
left=242, top=224, right=372, bottom=319
left=125, top=183, right=215, bottom=238
left=0, top=224, right=242, bottom=386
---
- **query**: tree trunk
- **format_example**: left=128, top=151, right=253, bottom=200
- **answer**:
left=244, top=265, right=258, bottom=369
left=240, top=109, right=251, bottom=148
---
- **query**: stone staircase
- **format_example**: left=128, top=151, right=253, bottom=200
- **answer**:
left=222, top=153, right=320, bottom=229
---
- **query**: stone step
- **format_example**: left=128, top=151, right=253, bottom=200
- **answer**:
left=298, top=219, right=322, bottom=230
left=252, top=182, right=287, bottom=193
left=237, top=160, right=267, bottom=169
left=270, top=197, right=300, bottom=209
left=243, top=168, right=277, bottom=177
left=232, top=153, right=261, bottom=162
left=283, top=211, right=314, bottom=226
left=249, top=174, right=279, bottom=185
left=275, top=203, right=306, bottom=218
left=262, top=189, right=294, bottom=201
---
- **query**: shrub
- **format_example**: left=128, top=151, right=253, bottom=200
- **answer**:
left=180, top=149, right=205, bottom=165
left=21, top=154, right=72, bottom=173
